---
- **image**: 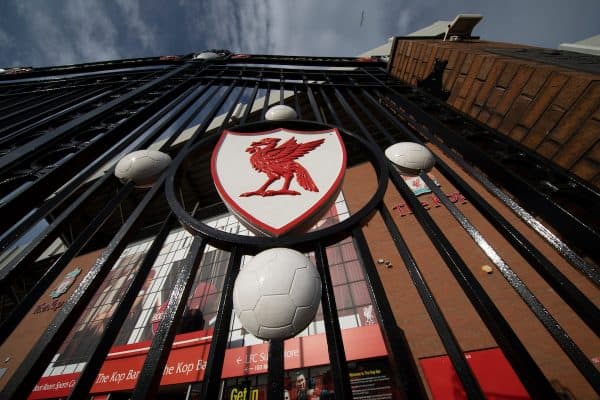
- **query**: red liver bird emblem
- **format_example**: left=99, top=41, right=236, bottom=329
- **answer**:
left=240, top=136, right=324, bottom=197
left=211, top=127, right=346, bottom=236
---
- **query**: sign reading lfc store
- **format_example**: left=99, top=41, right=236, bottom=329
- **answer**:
left=211, top=127, right=346, bottom=236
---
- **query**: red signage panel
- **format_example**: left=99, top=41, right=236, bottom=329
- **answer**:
left=30, top=325, right=386, bottom=398
left=29, top=373, right=79, bottom=400
left=419, top=348, right=530, bottom=400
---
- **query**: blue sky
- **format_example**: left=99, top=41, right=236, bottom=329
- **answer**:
left=0, top=0, right=599, bottom=68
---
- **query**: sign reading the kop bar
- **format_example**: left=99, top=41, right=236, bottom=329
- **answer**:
left=211, top=128, right=346, bottom=236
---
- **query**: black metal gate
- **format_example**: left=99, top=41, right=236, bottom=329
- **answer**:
left=0, top=53, right=598, bottom=400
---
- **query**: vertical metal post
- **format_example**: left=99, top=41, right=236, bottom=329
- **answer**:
left=67, top=213, right=175, bottom=399
left=200, top=250, right=241, bottom=398
left=387, top=169, right=559, bottom=399
left=267, top=339, right=284, bottom=400
left=261, top=84, right=271, bottom=120
left=132, top=79, right=240, bottom=399
left=315, top=244, right=353, bottom=399
left=293, top=85, right=303, bottom=120
left=131, top=237, right=207, bottom=399
left=352, top=228, right=428, bottom=400
left=378, top=205, right=486, bottom=399
left=0, top=183, right=135, bottom=345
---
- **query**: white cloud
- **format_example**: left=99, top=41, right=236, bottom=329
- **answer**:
left=12, top=0, right=119, bottom=66
left=396, top=8, right=413, bottom=35
left=114, top=0, right=158, bottom=52
left=4, top=0, right=600, bottom=68
left=10, top=0, right=161, bottom=67
left=63, top=0, right=121, bottom=63
left=0, top=28, right=13, bottom=48
left=180, top=0, right=395, bottom=57
left=180, top=0, right=274, bottom=54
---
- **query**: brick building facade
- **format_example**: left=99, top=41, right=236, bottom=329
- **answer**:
left=389, top=38, right=600, bottom=188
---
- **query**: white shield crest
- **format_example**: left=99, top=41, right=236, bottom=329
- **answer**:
left=211, top=128, right=346, bottom=236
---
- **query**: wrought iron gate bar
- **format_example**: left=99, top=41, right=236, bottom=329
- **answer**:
left=0, top=87, right=111, bottom=143
left=0, top=70, right=155, bottom=91
left=261, top=83, right=271, bottom=121
left=351, top=228, right=428, bottom=399
left=0, top=178, right=145, bottom=400
left=0, top=92, right=44, bottom=113
left=293, top=85, right=303, bottom=119
left=0, top=88, right=89, bottom=127
left=200, top=249, right=240, bottom=398
left=0, top=66, right=184, bottom=173
left=0, top=68, right=169, bottom=136
left=331, top=83, right=558, bottom=398
left=159, top=84, right=222, bottom=149
left=315, top=243, right=353, bottom=399
left=0, top=92, right=59, bottom=120
left=68, top=213, right=176, bottom=399
left=0, top=54, right=596, bottom=400
left=132, top=237, right=208, bottom=399
left=406, top=87, right=600, bottom=213
left=0, top=80, right=218, bottom=343
left=319, top=88, right=342, bottom=124
left=349, top=88, right=600, bottom=336
left=267, top=339, right=285, bottom=400
left=195, top=75, right=392, bottom=89
left=0, top=68, right=195, bottom=232
left=0, top=182, right=136, bottom=345
left=0, top=63, right=177, bottom=83
left=0, top=82, right=205, bottom=260
left=388, top=169, right=559, bottom=399
left=133, top=79, right=242, bottom=396
left=222, top=55, right=387, bottom=68
left=377, top=204, right=486, bottom=399
left=279, top=79, right=284, bottom=105
left=359, top=88, right=598, bottom=284
left=419, top=173, right=600, bottom=390
left=340, top=83, right=486, bottom=397
left=312, top=85, right=426, bottom=398
left=367, top=81, right=600, bottom=263
left=240, top=82, right=260, bottom=124
left=0, top=78, right=233, bottom=354
left=304, top=82, right=322, bottom=124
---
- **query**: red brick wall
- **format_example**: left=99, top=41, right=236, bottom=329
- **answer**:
left=343, top=161, right=600, bottom=399
left=390, top=39, right=600, bottom=188
left=0, top=250, right=102, bottom=388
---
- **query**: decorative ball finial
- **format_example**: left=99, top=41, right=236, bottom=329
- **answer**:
left=114, top=150, right=171, bottom=188
left=265, top=105, right=298, bottom=121
left=233, top=248, right=321, bottom=340
left=384, top=142, right=435, bottom=175
left=194, top=52, right=220, bottom=60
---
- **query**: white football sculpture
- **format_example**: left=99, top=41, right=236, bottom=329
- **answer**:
left=114, top=150, right=171, bottom=187
left=233, top=248, right=322, bottom=340
left=194, top=52, right=220, bottom=60
left=265, top=105, right=298, bottom=121
left=385, top=142, right=435, bottom=175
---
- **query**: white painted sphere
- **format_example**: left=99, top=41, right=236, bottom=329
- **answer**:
left=384, top=142, right=435, bottom=174
left=233, top=248, right=321, bottom=340
left=265, top=105, right=297, bottom=121
left=194, top=52, right=219, bottom=60
left=114, top=150, right=171, bottom=187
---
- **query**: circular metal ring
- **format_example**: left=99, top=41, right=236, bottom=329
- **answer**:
left=165, top=120, right=388, bottom=253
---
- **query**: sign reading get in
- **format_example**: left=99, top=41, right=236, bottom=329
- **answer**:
left=29, top=325, right=386, bottom=399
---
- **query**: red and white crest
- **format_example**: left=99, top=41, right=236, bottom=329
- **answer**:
left=211, top=128, right=346, bottom=236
